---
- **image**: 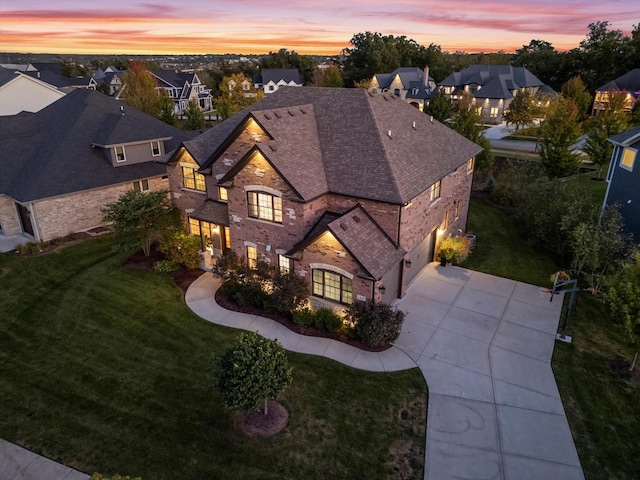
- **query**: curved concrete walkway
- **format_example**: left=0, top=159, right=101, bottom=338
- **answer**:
left=185, top=273, right=416, bottom=372
left=186, top=264, right=584, bottom=480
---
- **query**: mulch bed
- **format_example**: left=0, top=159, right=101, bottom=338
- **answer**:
left=238, top=401, right=289, bottom=437
left=214, top=288, right=391, bottom=352
left=610, top=356, right=640, bottom=386
left=122, top=249, right=392, bottom=352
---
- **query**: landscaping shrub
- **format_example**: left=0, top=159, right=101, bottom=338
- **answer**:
left=314, top=308, right=343, bottom=332
left=159, top=230, right=201, bottom=269
left=346, top=301, right=405, bottom=347
left=437, top=236, right=472, bottom=265
left=292, top=308, right=315, bottom=327
left=270, top=270, right=309, bottom=316
left=153, top=259, right=179, bottom=272
left=212, top=250, right=241, bottom=280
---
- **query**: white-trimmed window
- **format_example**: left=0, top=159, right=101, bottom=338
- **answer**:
left=430, top=180, right=441, bottom=202
left=312, top=269, right=352, bottom=305
left=490, top=107, right=499, bottom=118
left=115, top=145, right=126, bottom=162
left=182, top=166, right=206, bottom=191
left=133, top=179, right=150, bottom=192
left=246, top=246, right=257, bottom=269
left=620, top=147, right=637, bottom=171
left=218, top=186, right=228, bottom=202
left=278, top=254, right=290, bottom=274
left=247, top=191, right=282, bottom=223
left=151, top=141, right=161, bottom=157
left=467, top=158, right=475, bottom=173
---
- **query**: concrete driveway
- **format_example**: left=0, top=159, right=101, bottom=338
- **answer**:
left=394, top=265, right=584, bottom=480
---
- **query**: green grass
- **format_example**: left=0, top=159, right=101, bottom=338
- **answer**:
left=463, top=197, right=561, bottom=286
left=0, top=236, right=426, bottom=480
left=463, top=195, right=640, bottom=480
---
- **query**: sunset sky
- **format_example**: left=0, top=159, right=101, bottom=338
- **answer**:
left=0, top=0, right=636, bottom=56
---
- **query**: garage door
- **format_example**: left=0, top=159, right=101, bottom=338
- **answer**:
left=405, top=228, right=436, bottom=286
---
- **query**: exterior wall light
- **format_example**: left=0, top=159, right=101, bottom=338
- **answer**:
left=405, top=259, right=412, bottom=268
left=378, top=285, right=386, bottom=294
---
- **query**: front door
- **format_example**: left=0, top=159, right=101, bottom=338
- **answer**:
left=16, top=203, right=34, bottom=236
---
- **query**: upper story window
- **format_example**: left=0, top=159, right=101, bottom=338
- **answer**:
left=430, top=180, right=441, bottom=202
left=455, top=200, right=461, bottom=219
left=218, top=186, right=228, bottom=202
left=182, top=166, right=206, bottom=192
left=115, top=145, right=126, bottom=163
left=620, top=147, right=637, bottom=171
left=394, top=88, right=401, bottom=96
left=467, top=158, right=475, bottom=173
left=247, top=191, right=282, bottom=223
left=151, top=141, right=161, bottom=157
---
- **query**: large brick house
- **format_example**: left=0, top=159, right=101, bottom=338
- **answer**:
left=166, top=88, right=481, bottom=304
left=0, top=89, right=192, bottom=242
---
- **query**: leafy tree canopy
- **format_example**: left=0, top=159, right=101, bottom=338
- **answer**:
left=259, top=48, right=317, bottom=85
left=214, top=73, right=264, bottom=121
left=122, top=61, right=161, bottom=117
left=538, top=96, right=583, bottom=178
left=183, top=98, right=205, bottom=130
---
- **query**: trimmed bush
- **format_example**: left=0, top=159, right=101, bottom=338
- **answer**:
left=153, top=259, right=179, bottom=272
left=292, top=308, right=315, bottom=327
left=346, top=301, right=405, bottom=347
left=437, top=236, right=472, bottom=265
left=314, top=308, right=342, bottom=332
left=271, top=270, right=309, bottom=316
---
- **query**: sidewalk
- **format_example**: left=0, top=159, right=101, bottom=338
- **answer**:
left=185, top=273, right=416, bottom=372
left=0, top=439, right=89, bottom=480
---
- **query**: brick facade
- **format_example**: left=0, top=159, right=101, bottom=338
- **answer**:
left=0, top=195, right=22, bottom=236
left=31, top=176, right=167, bottom=242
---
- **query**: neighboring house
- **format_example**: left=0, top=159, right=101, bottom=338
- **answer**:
left=603, top=125, right=640, bottom=242
left=228, top=77, right=256, bottom=97
left=0, top=89, right=193, bottom=242
left=165, top=87, right=481, bottom=304
left=21, top=62, right=95, bottom=92
left=439, top=65, right=553, bottom=123
left=151, top=69, right=213, bottom=113
left=253, top=69, right=303, bottom=94
left=592, top=69, right=640, bottom=115
left=92, top=66, right=125, bottom=96
left=370, top=67, right=437, bottom=111
left=0, top=68, right=65, bottom=115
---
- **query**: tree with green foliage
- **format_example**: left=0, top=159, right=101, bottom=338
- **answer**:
left=122, top=61, right=160, bottom=117
left=571, top=206, right=634, bottom=295
left=424, top=91, right=451, bottom=123
left=101, top=190, right=179, bottom=256
left=606, top=252, right=640, bottom=363
left=632, top=100, right=640, bottom=127
left=561, top=76, right=592, bottom=120
left=158, top=89, right=177, bottom=126
left=270, top=269, right=309, bottom=316
left=311, top=65, right=343, bottom=87
left=504, top=89, right=536, bottom=133
left=538, top=96, right=582, bottom=178
left=60, top=60, right=88, bottom=78
left=449, top=93, right=494, bottom=170
left=183, top=99, right=205, bottom=130
left=511, top=40, right=562, bottom=90
left=216, top=332, right=292, bottom=415
left=215, top=73, right=264, bottom=121
left=158, top=230, right=201, bottom=269
left=583, top=90, right=629, bottom=178
left=341, top=32, right=449, bottom=86
left=259, top=48, right=316, bottom=85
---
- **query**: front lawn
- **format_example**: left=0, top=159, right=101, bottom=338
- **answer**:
left=0, top=236, right=426, bottom=480
left=464, top=196, right=640, bottom=480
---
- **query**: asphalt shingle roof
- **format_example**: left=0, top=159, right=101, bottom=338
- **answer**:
left=186, top=87, right=481, bottom=205
left=609, top=125, right=640, bottom=146
left=596, top=69, right=640, bottom=93
left=255, top=69, right=302, bottom=85
left=190, top=200, right=230, bottom=225
left=0, top=89, right=193, bottom=203
left=440, top=65, right=549, bottom=99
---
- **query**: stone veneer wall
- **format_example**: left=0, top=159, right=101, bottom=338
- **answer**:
left=33, top=177, right=167, bottom=242
left=0, top=195, right=23, bottom=236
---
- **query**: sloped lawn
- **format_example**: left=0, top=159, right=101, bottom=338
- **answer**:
left=0, top=236, right=426, bottom=480
left=464, top=196, right=640, bottom=480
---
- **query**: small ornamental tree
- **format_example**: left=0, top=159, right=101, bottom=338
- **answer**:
left=346, top=301, right=405, bottom=347
left=101, top=190, right=179, bottom=256
left=216, top=332, right=293, bottom=415
left=538, top=96, right=583, bottom=178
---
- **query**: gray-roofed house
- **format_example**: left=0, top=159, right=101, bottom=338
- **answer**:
left=0, top=67, right=65, bottom=116
left=439, top=65, right=552, bottom=123
left=165, top=87, right=481, bottom=304
left=0, top=89, right=194, bottom=243
left=253, top=69, right=303, bottom=94
left=592, top=68, right=640, bottom=116
left=151, top=69, right=212, bottom=114
left=602, top=125, right=640, bottom=242
left=92, top=66, right=125, bottom=96
left=370, top=67, right=437, bottom=111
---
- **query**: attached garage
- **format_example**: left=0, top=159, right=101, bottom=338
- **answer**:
left=405, top=228, right=436, bottom=286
